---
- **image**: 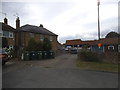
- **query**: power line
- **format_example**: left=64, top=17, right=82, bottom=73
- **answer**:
left=0, top=12, right=7, bottom=18
left=13, top=13, right=19, bottom=18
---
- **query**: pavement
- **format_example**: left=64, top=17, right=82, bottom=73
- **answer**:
left=2, top=54, right=118, bottom=88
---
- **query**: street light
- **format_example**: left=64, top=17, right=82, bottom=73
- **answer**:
left=97, top=0, right=102, bottom=53
left=97, top=0, right=100, bottom=40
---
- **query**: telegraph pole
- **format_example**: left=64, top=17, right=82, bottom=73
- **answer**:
left=97, top=0, right=100, bottom=40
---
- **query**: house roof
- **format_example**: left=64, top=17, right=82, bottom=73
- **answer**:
left=65, top=38, right=119, bottom=46
left=65, top=39, right=94, bottom=45
left=66, top=39, right=82, bottom=45
left=18, top=24, right=58, bottom=36
left=0, top=22, right=16, bottom=32
left=92, top=38, right=119, bottom=45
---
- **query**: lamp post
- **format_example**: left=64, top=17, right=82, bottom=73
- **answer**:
left=97, top=0, right=100, bottom=40
left=97, top=0, right=102, bottom=54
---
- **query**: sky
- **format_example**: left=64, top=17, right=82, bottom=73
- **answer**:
left=0, top=0, right=119, bottom=44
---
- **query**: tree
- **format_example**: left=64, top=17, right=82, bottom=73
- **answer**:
left=105, top=32, right=120, bottom=38
left=26, top=38, right=52, bottom=51
left=26, top=38, right=37, bottom=51
left=36, top=41, right=43, bottom=51
left=42, top=38, right=52, bottom=51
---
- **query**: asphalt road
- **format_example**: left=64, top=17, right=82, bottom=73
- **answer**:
left=2, top=54, right=118, bottom=88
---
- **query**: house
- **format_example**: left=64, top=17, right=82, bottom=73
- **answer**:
left=0, top=18, right=16, bottom=49
left=15, top=17, right=60, bottom=51
left=91, top=37, right=119, bottom=53
left=65, top=37, right=120, bottom=53
left=65, top=39, right=94, bottom=50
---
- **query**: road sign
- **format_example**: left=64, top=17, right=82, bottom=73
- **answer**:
left=98, top=43, right=102, bottom=48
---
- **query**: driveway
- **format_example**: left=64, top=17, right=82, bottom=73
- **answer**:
left=2, top=54, right=118, bottom=88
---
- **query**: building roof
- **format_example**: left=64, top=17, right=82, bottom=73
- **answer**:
left=65, top=39, right=94, bottom=45
left=93, top=38, right=119, bottom=45
left=18, top=24, right=58, bottom=36
left=66, top=39, right=81, bottom=45
left=65, top=38, right=119, bottom=46
left=0, top=22, right=16, bottom=32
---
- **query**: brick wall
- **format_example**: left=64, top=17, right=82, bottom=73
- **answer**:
left=7, top=38, right=15, bottom=46
left=103, top=52, right=119, bottom=64
left=18, top=32, right=60, bottom=51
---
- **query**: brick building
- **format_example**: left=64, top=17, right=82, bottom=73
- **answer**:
left=65, top=38, right=120, bottom=53
left=0, top=18, right=16, bottom=49
left=15, top=17, right=60, bottom=51
left=1, top=17, right=61, bottom=53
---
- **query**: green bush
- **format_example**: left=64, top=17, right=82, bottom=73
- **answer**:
left=26, top=38, right=52, bottom=51
left=42, top=38, right=52, bottom=51
left=26, top=38, right=37, bottom=51
left=79, top=50, right=100, bottom=62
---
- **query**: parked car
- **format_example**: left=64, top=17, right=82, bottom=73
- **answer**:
left=0, top=49, right=10, bottom=65
left=70, top=48, right=77, bottom=54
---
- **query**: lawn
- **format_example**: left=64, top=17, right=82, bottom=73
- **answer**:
left=76, top=60, right=118, bottom=72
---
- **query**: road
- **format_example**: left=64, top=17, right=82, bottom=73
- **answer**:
left=2, top=54, right=118, bottom=88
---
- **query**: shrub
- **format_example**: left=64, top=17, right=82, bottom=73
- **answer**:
left=26, top=38, right=52, bottom=51
left=42, top=38, right=52, bottom=51
left=26, top=38, right=37, bottom=51
left=79, top=50, right=100, bottom=62
left=36, top=41, right=43, bottom=51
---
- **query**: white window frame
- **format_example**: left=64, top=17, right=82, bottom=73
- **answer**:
left=9, top=32, right=14, bottom=38
left=108, top=45, right=114, bottom=50
left=50, top=36, right=53, bottom=41
left=40, top=35, right=44, bottom=41
left=3, top=30, right=9, bottom=38
left=9, top=46, right=13, bottom=49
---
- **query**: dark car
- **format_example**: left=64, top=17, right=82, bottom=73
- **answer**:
left=70, top=48, right=77, bottom=54
left=0, top=49, right=10, bottom=65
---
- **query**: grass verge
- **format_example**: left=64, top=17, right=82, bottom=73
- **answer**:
left=76, top=60, right=118, bottom=72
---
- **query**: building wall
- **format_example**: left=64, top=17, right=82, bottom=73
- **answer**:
left=7, top=38, right=15, bottom=47
left=104, top=45, right=118, bottom=52
left=19, top=32, right=60, bottom=51
left=91, top=45, right=104, bottom=53
left=1, top=30, right=16, bottom=49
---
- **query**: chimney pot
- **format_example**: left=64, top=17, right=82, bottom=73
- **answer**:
left=40, top=24, right=43, bottom=28
left=16, top=17, right=20, bottom=29
left=4, top=18, right=8, bottom=24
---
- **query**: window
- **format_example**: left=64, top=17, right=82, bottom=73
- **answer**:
left=108, top=45, right=114, bottom=50
left=9, top=32, right=13, bottom=38
left=3, top=31, right=9, bottom=38
left=29, top=33, right=34, bottom=38
left=50, top=36, right=53, bottom=41
left=9, top=46, right=13, bottom=49
left=40, top=35, right=44, bottom=41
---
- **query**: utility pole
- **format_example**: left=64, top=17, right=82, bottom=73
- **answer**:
left=97, top=0, right=100, bottom=40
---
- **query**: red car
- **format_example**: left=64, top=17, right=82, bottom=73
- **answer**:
left=0, top=49, right=10, bottom=65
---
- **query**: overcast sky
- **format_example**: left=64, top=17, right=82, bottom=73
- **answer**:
left=0, top=0, right=119, bottom=44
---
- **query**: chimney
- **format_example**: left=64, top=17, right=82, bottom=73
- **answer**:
left=40, top=24, right=43, bottom=28
left=16, top=17, right=20, bottom=29
left=4, top=18, right=8, bottom=24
